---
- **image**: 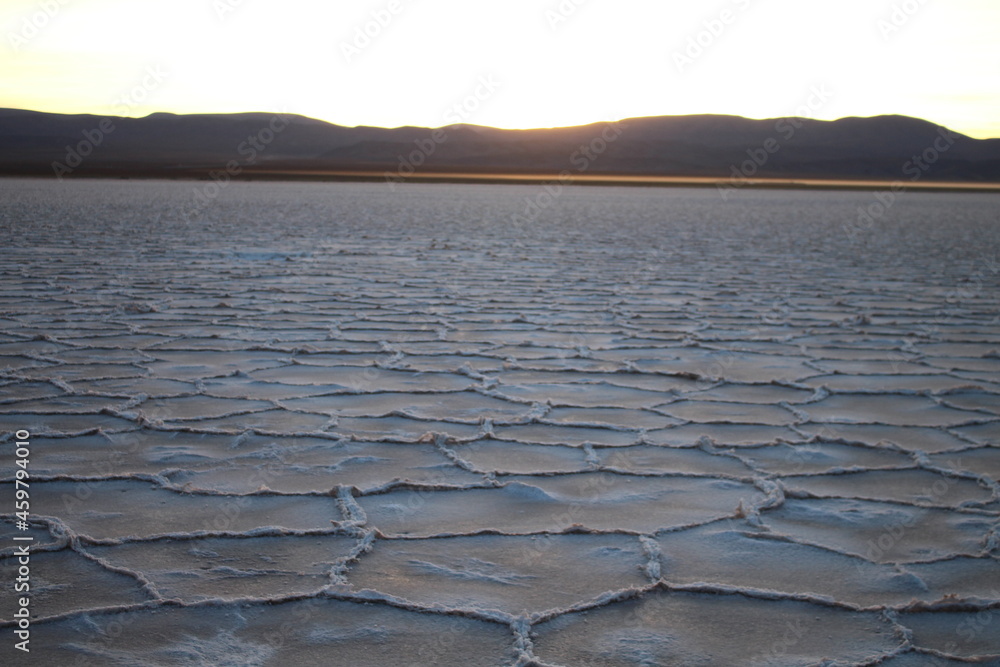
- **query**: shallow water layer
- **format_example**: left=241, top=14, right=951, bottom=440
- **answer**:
left=1, top=179, right=999, bottom=665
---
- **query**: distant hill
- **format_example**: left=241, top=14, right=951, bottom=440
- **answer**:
left=1, top=108, right=998, bottom=183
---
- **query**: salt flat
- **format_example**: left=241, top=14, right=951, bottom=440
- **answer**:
left=1, top=179, right=999, bottom=665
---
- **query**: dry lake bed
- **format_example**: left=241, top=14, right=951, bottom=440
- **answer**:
left=1, top=179, right=999, bottom=665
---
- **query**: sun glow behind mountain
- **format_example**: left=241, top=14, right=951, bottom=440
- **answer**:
left=1, top=0, right=998, bottom=138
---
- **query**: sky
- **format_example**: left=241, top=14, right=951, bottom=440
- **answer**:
left=1, top=0, right=998, bottom=138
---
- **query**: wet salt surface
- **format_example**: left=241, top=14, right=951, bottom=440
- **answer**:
left=1, top=179, right=999, bottom=665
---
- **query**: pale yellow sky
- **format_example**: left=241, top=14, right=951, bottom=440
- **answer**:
left=2, top=0, right=998, bottom=138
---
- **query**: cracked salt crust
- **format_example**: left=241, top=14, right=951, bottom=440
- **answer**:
left=1, top=180, right=999, bottom=665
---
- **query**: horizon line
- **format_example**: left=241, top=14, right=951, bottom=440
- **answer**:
left=3, top=106, right=997, bottom=141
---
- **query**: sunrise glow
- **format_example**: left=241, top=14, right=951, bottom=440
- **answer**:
left=1, top=0, right=999, bottom=137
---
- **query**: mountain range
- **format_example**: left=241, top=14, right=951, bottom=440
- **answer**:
left=1, top=108, right=998, bottom=184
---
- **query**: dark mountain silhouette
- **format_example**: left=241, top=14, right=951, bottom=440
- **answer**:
left=1, top=108, right=998, bottom=183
